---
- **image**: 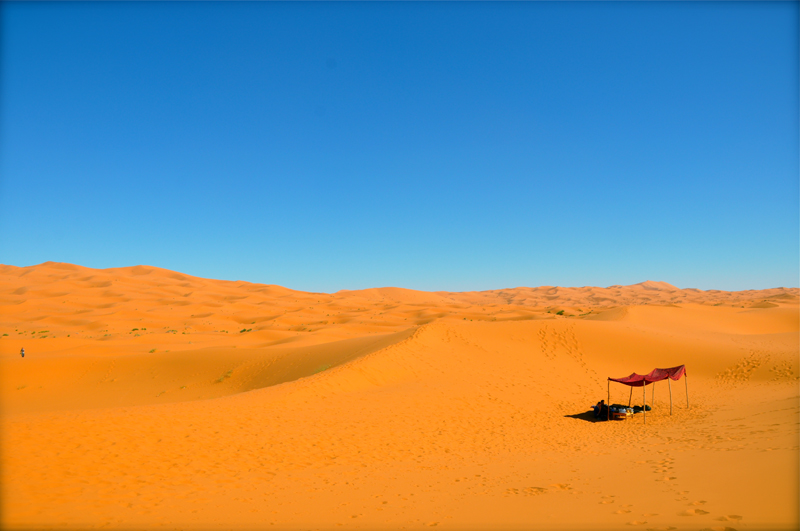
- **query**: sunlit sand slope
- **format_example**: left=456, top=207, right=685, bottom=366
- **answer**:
left=1, top=262, right=797, bottom=529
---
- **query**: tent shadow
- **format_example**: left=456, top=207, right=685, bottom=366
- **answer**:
left=564, top=410, right=601, bottom=423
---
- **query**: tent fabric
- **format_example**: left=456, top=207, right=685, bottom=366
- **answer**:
left=607, top=372, right=652, bottom=387
left=648, top=365, right=687, bottom=381
left=608, top=365, right=686, bottom=387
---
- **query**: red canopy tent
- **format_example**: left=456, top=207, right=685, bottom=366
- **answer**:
left=606, top=365, right=688, bottom=423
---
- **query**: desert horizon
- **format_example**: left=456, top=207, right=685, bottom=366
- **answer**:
left=11, top=259, right=800, bottom=294
left=2, top=261, right=798, bottom=529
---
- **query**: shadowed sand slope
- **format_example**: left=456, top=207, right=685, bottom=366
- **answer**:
left=1, top=330, right=415, bottom=415
left=1, top=262, right=798, bottom=530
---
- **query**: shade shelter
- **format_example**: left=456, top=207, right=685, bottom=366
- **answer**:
left=607, top=365, right=688, bottom=423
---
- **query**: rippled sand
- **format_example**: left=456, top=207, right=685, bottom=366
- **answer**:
left=2, top=262, right=797, bottom=529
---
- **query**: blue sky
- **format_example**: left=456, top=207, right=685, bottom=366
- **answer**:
left=1, top=2, right=797, bottom=292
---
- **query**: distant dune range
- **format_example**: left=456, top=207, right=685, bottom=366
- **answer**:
left=1, top=262, right=798, bottom=529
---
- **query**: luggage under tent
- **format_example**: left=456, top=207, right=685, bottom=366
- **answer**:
left=607, top=365, right=688, bottom=423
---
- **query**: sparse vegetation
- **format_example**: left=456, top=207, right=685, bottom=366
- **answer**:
left=315, top=364, right=332, bottom=374
left=216, top=370, right=233, bottom=383
left=149, top=348, right=156, bottom=353
left=239, top=328, right=252, bottom=333
left=556, top=310, right=565, bottom=316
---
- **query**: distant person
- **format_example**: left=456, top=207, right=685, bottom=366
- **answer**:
left=20, top=347, right=24, bottom=358
left=592, top=400, right=606, bottom=419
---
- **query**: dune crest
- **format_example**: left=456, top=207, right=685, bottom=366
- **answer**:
left=634, top=280, right=679, bottom=291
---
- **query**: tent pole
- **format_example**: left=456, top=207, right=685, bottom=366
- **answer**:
left=607, top=380, right=610, bottom=421
left=628, top=386, right=633, bottom=407
left=652, top=381, right=656, bottom=407
left=668, top=378, right=673, bottom=415
left=643, top=384, right=646, bottom=424
left=685, top=374, right=689, bottom=409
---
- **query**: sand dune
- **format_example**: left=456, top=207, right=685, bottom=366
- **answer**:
left=1, top=262, right=797, bottom=529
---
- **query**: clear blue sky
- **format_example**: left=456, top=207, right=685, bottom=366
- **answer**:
left=1, top=2, right=797, bottom=292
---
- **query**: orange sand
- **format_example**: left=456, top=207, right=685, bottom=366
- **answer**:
left=1, top=262, right=798, bottom=530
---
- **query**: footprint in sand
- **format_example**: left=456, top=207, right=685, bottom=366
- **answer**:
left=679, top=508, right=710, bottom=516
left=646, top=527, right=676, bottom=531
left=506, top=487, right=548, bottom=496
left=626, top=520, right=647, bottom=526
left=614, top=509, right=632, bottom=514
left=715, top=515, right=743, bottom=522
left=523, top=487, right=547, bottom=496
left=549, top=483, right=572, bottom=491
left=689, top=500, right=707, bottom=506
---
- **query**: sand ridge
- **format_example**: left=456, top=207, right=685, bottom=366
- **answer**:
left=2, top=262, right=795, bottom=350
left=1, top=262, right=798, bottom=529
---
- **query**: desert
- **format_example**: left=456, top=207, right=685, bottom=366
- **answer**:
left=1, top=261, right=797, bottom=530
left=3, top=1, right=798, bottom=530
